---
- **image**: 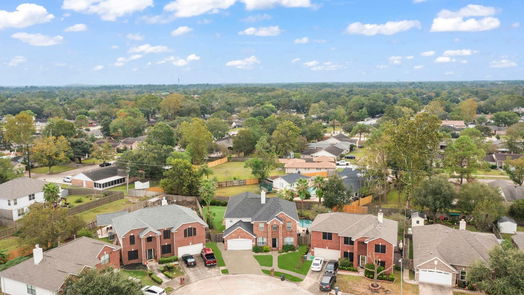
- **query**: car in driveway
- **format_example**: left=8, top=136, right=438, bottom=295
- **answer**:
left=310, top=257, right=324, bottom=272
left=99, top=162, right=112, bottom=167
left=325, top=260, right=339, bottom=274
left=319, top=273, right=336, bottom=292
left=141, top=286, right=166, bottom=295
left=63, top=176, right=72, bottom=183
left=182, top=254, right=196, bottom=267
left=201, top=247, right=217, bottom=267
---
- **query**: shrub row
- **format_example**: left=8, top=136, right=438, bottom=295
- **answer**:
left=200, top=199, right=228, bottom=207
left=281, top=245, right=296, bottom=252
left=159, top=256, right=178, bottom=264
left=339, top=259, right=358, bottom=272
left=252, top=246, right=271, bottom=253
left=364, top=263, right=394, bottom=282
left=147, top=271, right=163, bottom=284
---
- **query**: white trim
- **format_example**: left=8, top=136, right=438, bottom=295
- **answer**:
left=223, top=226, right=256, bottom=239
left=416, top=257, right=457, bottom=273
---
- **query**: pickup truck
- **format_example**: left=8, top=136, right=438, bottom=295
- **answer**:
left=201, top=247, right=217, bottom=266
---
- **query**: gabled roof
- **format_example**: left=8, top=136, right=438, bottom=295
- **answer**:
left=413, top=224, right=499, bottom=269
left=310, top=212, right=398, bottom=246
left=277, top=173, right=309, bottom=185
left=96, top=210, right=128, bottom=226
left=0, top=177, right=46, bottom=200
left=498, top=216, right=516, bottom=224
left=488, top=180, right=524, bottom=202
left=224, top=192, right=299, bottom=222
left=0, top=237, right=119, bottom=292
left=337, top=168, right=365, bottom=193
left=80, top=166, right=121, bottom=182
left=512, top=232, right=524, bottom=250
left=112, top=205, right=207, bottom=238
left=223, top=220, right=255, bottom=238
left=322, top=145, right=345, bottom=157
left=120, top=135, right=147, bottom=145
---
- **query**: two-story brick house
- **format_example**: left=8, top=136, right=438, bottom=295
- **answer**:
left=223, top=192, right=299, bottom=251
left=310, top=211, right=398, bottom=273
left=111, top=205, right=207, bottom=265
left=0, top=177, right=47, bottom=222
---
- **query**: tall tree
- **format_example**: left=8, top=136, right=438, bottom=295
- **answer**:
left=4, top=111, right=35, bottom=177
left=42, top=183, right=61, bottom=205
left=413, top=176, right=455, bottom=221
left=206, top=117, right=229, bottom=140
left=233, top=128, right=260, bottom=155
left=75, top=115, right=89, bottom=128
left=424, top=100, right=447, bottom=119
left=245, top=135, right=277, bottom=180
left=43, top=118, right=77, bottom=138
left=504, top=157, right=524, bottom=186
left=109, top=108, right=147, bottom=138
left=32, top=136, right=72, bottom=173
left=199, top=178, right=216, bottom=226
left=90, top=142, right=115, bottom=164
left=69, top=137, right=93, bottom=164
left=311, top=176, right=326, bottom=204
left=295, top=178, right=310, bottom=211
left=456, top=183, right=505, bottom=231
left=60, top=268, right=142, bottom=295
left=0, top=158, right=21, bottom=184
left=504, top=123, right=524, bottom=154
left=159, top=93, right=184, bottom=119
left=459, top=98, right=478, bottom=122
left=136, top=94, right=161, bottom=121
left=179, top=118, right=213, bottom=164
left=350, top=124, right=371, bottom=143
left=322, top=175, right=350, bottom=209
left=146, top=122, right=176, bottom=146
left=492, top=111, right=520, bottom=127
left=117, top=143, right=173, bottom=179
left=160, top=159, right=200, bottom=196
left=508, top=199, right=524, bottom=222
left=271, top=120, right=301, bottom=156
left=444, top=135, right=485, bottom=184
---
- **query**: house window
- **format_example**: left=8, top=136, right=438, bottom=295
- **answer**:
left=284, top=237, right=294, bottom=245
left=322, top=232, right=332, bottom=240
left=146, top=237, right=153, bottom=242
left=343, top=251, right=354, bottom=262
left=128, top=250, right=139, bottom=260
left=163, top=230, right=171, bottom=239
left=100, top=253, right=109, bottom=264
left=13, top=199, right=17, bottom=205
left=7, top=200, right=10, bottom=206
left=129, top=235, right=135, bottom=245
left=258, top=223, right=264, bottom=231
left=375, top=244, right=386, bottom=254
left=184, top=227, right=196, bottom=237
left=161, top=244, right=172, bottom=254
left=26, top=284, right=36, bottom=295
left=272, top=225, right=278, bottom=231
left=377, top=260, right=386, bottom=268
left=286, top=222, right=292, bottom=231
left=17, top=208, right=25, bottom=217
left=460, top=270, right=467, bottom=281
left=257, top=237, right=267, bottom=246
left=28, top=194, right=35, bottom=201
left=343, top=237, right=354, bottom=245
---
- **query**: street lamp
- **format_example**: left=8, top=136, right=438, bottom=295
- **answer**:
left=399, top=258, right=403, bottom=295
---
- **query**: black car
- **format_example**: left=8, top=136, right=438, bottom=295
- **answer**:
left=181, top=254, right=196, bottom=267
left=325, top=260, right=339, bottom=274
left=319, top=273, right=336, bottom=292
left=99, top=162, right=112, bottom=167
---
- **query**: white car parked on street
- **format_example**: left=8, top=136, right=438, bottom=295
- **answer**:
left=310, top=257, right=324, bottom=272
left=141, top=286, right=166, bottom=295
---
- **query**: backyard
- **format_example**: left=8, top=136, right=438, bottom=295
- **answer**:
left=64, top=194, right=99, bottom=208
left=202, top=206, right=226, bottom=232
left=75, top=198, right=133, bottom=222
left=210, top=161, right=284, bottom=182
left=337, top=271, right=419, bottom=295
left=32, top=165, right=76, bottom=174
left=277, top=245, right=312, bottom=276
left=215, top=184, right=260, bottom=197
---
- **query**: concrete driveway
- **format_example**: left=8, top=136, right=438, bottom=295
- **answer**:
left=220, top=244, right=261, bottom=275
left=32, top=164, right=99, bottom=184
left=174, top=274, right=315, bottom=295
left=180, top=258, right=220, bottom=283
left=300, top=262, right=325, bottom=295
left=419, top=283, right=452, bottom=295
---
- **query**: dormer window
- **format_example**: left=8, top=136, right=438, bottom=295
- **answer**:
left=29, top=194, right=35, bottom=201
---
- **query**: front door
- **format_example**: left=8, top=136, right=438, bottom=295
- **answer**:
left=147, top=249, right=155, bottom=260
left=272, top=238, right=278, bottom=248
left=359, top=255, right=367, bottom=267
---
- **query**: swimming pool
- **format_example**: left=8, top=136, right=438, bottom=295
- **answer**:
left=299, top=219, right=312, bottom=228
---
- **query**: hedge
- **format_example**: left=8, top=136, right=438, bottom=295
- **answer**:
left=339, top=259, right=358, bottom=272
left=252, top=245, right=271, bottom=253
left=159, top=256, right=178, bottom=264
left=281, top=245, right=296, bottom=252
left=150, top=274, right=163, bottom=284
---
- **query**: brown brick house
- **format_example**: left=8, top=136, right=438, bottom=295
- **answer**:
left=310, top=211, right=398, bottom=273
left=111, top=205, right=207, bottom=265
left=223, top=192, right=299, bottom=251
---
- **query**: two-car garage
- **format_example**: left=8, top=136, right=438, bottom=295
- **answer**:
left=226, top=239, right=253, bottom=250
left=418, top=269, right=453, bottom=286
left=178, top=243, right=204, bottom=257
left=313, top=248, right=340, bottom=261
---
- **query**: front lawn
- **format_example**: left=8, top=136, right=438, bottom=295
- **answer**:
left=75, top=198, right=133, bottom=222
left=202, top=206, right=226, bottom=232
left=120, top=269, right=157, bottom=286
left=277, top=245, right=312, bottom=276
left=32, top=165, right=76, bottom=174
left=337, top=271, right=419, bottom=295
left=205, top=242, right=225, bottom=267
left=261, top=269, right=302, bottom=282
left=254, top=255, right=273, bottom=267
left=211, top=162, right=283, bottom=182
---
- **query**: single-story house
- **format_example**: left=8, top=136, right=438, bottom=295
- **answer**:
left=441, top=120, right=467, bottom=130
left=71, top=166, right=126, bottom=190
left=487, top=180, right=524, bottom=202
left=337, top=168, right=365, bottom=197
left=497, top=216, right=517, bottom=234
left=223, top=191, right=299, bottom=251
left=0, top=237, right=120, bottom=295
left=512, top=232, right=524, bottom=251
left=0, top=177, right=47, bottom=222
left=280, top=158, right=336, bottom=175
left=117, top=135, right=147, bottom=151
left=272, top=173, right=309, bottom=191
left=310, top=211, right=398, bottom=273
left=95, top=210, right=128, bottom=239
left=413, top=224, right=499, bottom=287
left=411, top=212, right=426, bottom=227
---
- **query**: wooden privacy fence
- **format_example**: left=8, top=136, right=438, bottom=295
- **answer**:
left=302, top=171, right=328, bottom=178
left=217, top=178, right=259, bottom=188
left=207, top=232, right=224, bottom=243
left=334, top=195, right=373, bottom=214
left=207, top=157, right=228, bottom=167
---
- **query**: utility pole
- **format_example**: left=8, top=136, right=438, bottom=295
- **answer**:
left=126, top=163, right=130, bottom=196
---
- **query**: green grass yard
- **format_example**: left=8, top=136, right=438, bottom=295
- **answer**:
left=205, top=242, right=225, bottom=267
left=120, top=269, right=157, bottom=286
left=210, top=161, right=284, bottom=182
left=215, top=184, right=260, bottom=197
left=0, top=237, right=21, bottom=253
left=32, top=165, right=76, bottom=174
left=202, top=206, right=226, bottom=232
left=75, top=198, right=133, bottom=222
left=261, top=269, right=302, bottom=282
left=277, top=245, right=312, bottom=276
left=64, top=195, right=99, bottom=208
left=254, top=255, right=273, bottom=267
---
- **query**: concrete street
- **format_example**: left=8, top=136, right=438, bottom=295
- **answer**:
left=31, top=164, right=99, bottom=184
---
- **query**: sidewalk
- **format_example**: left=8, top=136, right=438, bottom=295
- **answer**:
left=259, top=252, right=306, bottom=280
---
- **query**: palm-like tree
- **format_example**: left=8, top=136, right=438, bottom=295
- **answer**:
left=295, top=178, right=310, bottom=211
left=198, top=164, right=213, bottom=179
left=311, top=176, right=326, bottom=204
left=42, top=183, right=60, bottom=207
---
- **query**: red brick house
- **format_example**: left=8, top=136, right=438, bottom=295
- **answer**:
left=310, top=211, right=398, bottom=273
left=223, top=192, right=299, bottom=251
left=111, top=205, right=208, bottom=265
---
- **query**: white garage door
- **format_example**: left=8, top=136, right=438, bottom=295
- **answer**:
left=419, top=269, right=453, bottom=286
left=177, top=243, right=203, bottom=256
left=314, top=248, right=340, bottom=260
left=227, top=239, right=252, bottom=250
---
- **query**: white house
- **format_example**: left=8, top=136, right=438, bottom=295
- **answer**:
left=411, top=212, right=426, bottom=228
left=0, top=177, right=47, bottom=222
left=272, top=174, right=309, bottom=191
left=497, top=216, right=517, bottom=234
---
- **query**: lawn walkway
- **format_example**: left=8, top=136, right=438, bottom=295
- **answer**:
left=259, top=252, right=306, bottom=280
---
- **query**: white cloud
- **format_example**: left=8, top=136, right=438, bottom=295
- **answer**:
left=445, top=71, right=454, bottom=76
left=242, top=14, right=271, bottom=22
left=164, top=0, right=310, bottom=18
left=308, top=61, right=343, bottom=71
left=376, top=64, right=388, bottom=69
left=420, top=50, right=435, bottom=56
left=141, top=14, right=176, bottom=24
left=389, top=56, right=403, bottom=65
left=443, top=49, right=477, bottom=56
left=7, top=56, right=27, bottom=67
left=11, top=32, right=63, bottom=46
left=65, top=23, right=87, bottom=32
left=430, top=4, right=500, bottom=32
left=0, top=3, right=54, bottom=30
left=93, top=65, right=104, bottom=71
left=171, top=26, right=193, bottom=36
left=158, top=54, right=200, bottom=66
left=294, top=37, right=309, bottom=44
left=413, top=65, right=424, bottom=70
left=512, top=22, right=520, bottom=28
left=405, top=56, right=414, bottom=60
left=413, top=0, right=426, bottom=3
left=114, top=54, right=143, bottom=67
left=239, top=26, right=281, bottom=36
left=225, top=56, right=260, bottom=69
left=303, top=60, right=319, bottom=67
left=62, top=0, right=153, bottom=21
left=346, top=20, right=421, bottom=36
left=434, top=56, right=454, bottom=63
left=129, top=44, right=169, bottom=54
left=111, top=45, right=119, bottom=49
left=291, top=58, right=301, bottom=63
left=126, top=33, right=144, bottom=41
left=490, top=59, right=517, bottom=68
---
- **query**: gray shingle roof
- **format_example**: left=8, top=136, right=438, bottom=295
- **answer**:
left=223, top=221, right=254, bottom=237
left=413, top=224, right=499, bottom=270
left=488, top=180, right=524, bottom=202
left=82, top=166, right=121, bottom=181
left=337, top=168, right=365, bottom=193
left=322, top=145, right=344, bottom=157
left=224, top=192, right=299, bottom=222
left=0, top=237, right=119, bottom=292
left=112, top=205, right=207, bottom=238
left=96, top=210, right=128, bottom=226
left=512, top=232, right=524, bottom=250
left=0, top=177, right=46, bottom=200
left=310, top=212, right=398, bottom=246
left=278, top=173, right=309, bottom=185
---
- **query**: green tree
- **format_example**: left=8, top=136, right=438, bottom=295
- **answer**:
left=413, top=176, right=455, bottom=221
left=277, top=188, right=296, bottom=201
left=311, top=176, right=326, bottom=204
left=197, top=164, right=214, bottom=179
left=136, top=94, right=161, bottom=121
left=244, top=136, right=277, bottom=180
left=160, top=159, right=200, bottom=195
left=109, top=108, right=147, bottom=138
left=0, top=158, right=21, bottom=184
left=508, top=199, right=524, bottom=222
left=32, top=136, right=72, bottom=173
left=4, top=111, right=35, bottom=177
left=504, top=123, right=524, bottom=153
left=233, top=128, right=260, bottom=155
left=75, top=115, right=89, bottom=128
left=322, top=175, right=350, bottom=209
left=159, top=93, right=184, bottom=119
left=295, top=178, right=310, bottom=211
left=117, top=143, right=173, bottom=179
left=504, top=157, right=524, bottom=186
left=301, top=121, right=324, bottom=141
left=206, top=117, right=229, bottom=140
left=179, top=118, right=213, bottom=164
left=0, top=249, right=8, bottom=264
left=424, top=100, right=447, bottom=119
left=90, top=142, right=115, bottom=164
left=444, top=135, right=485, bottom=184
left=492, top=111, right=520, bottom=127
left=467, top=246, right=524, bottom=295
left=350, top=124, right=371, bottom=143
left=456, top=183, right=505, bottom=231
left=271, top=120, right=301, bottom=156
left=69, top=137, right=93, bottom=164
left=146, top=122, right=176, bottom=146
left=42, top=183, right=60, bottom=205
left=459, top=98, right=478, bottom=122
left=199, top=178, right=216, bottom=226
left=60, top=268, right=142, bottom=295
left=19, top=204, right=84, bottom=249
left=43, top=118, right=76, bottom=138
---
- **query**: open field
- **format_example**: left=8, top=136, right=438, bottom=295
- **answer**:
left=210, top=161, right=284, bottom=181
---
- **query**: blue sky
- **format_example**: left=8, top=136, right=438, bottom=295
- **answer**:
left=0, top=0, right=522, bottom=85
